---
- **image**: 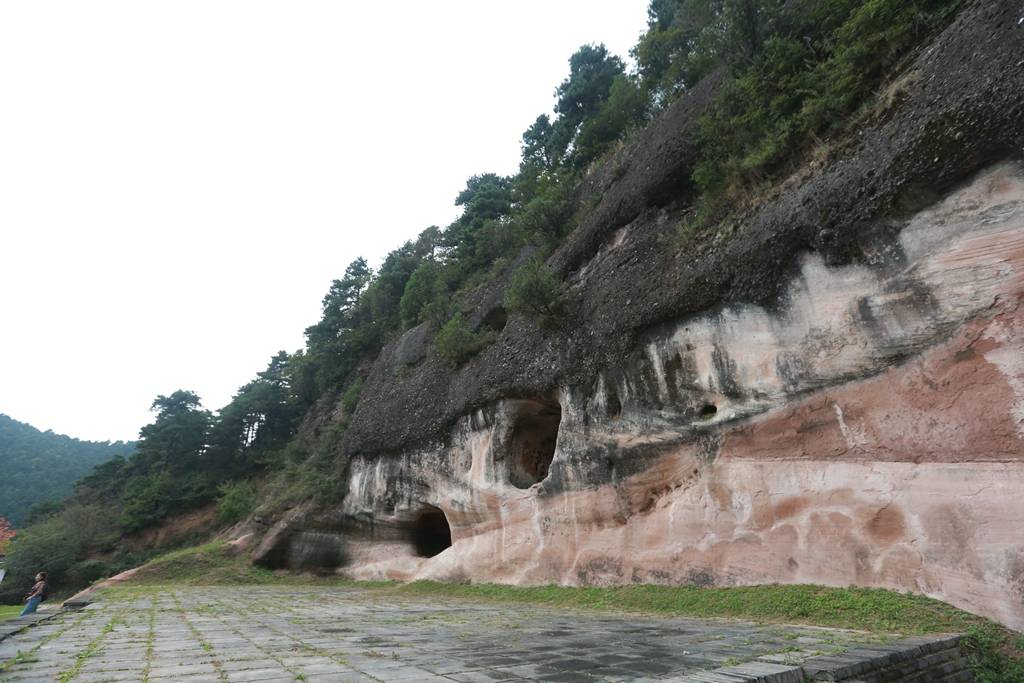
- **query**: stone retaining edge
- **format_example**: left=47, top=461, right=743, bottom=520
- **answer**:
left=667, top=635, right=974, bottom=683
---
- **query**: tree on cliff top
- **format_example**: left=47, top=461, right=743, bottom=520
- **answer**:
left=550, top=44, right=626, bottom=166
left=130, top=391, right=211, bottom=475
left=120, top=391, right=213, bottom=532
left=634, top=0, right=783, bottom=106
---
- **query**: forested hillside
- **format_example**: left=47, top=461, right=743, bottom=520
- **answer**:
left=0, top=414, right=133, bottom=527
left=2, top=0, right=970, bottom=597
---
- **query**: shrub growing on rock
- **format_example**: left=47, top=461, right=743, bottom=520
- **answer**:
left=434, top=313, right=495, bottom=366
left=217, top=480, right=257, bottom=526
left=504, top=259, right=566, bottom=328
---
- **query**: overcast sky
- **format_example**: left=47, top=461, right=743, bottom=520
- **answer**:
left=0, top=1, right=650, bottom=443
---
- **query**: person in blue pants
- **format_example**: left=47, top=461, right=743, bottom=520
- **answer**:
left=20, top=572, right=48, bottom=616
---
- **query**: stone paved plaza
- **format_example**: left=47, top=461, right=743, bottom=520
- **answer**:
left=0, top=586, right=898, bottom=682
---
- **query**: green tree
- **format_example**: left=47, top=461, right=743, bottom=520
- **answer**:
left=118, top=391, right=213, bottom=532
left=551, top=44, right=626, bottom=161
left=75, top=455, right=128, bottom=504
left=3, top=517, right=75, bottom=589
left=503, top=259, right=569, bottom=327
left=521, top=114, right=557, bottom=169
left=434, top=313, right=494, bottom=366
left=444, top=174, right=515, bottom=277
left=399, top=259, right=447, bottom=328
left=504, top=259, right=566, bottom=328
left=304, top=257, right=373, bottom=355
left=205, top=352, right=301, bottom=480
left=572, top=74, right=648, bottom=168
left=634, top=0, right=783, bottom=107
left=131, top=391, right=212, bottom=475
left=216, top=480, right=257, bottom=525
left=303, top=256, right=379, bottom=394
left=692, top=0, right=962, bottom=201
left=58, top=502, right=120, bottom=553
left=512, top=168, right=578, bottom=248
left=364, top=243, right=424, bottom=331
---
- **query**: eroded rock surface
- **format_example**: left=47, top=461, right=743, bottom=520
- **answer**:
left=254, top=1, right=1024, bottom=631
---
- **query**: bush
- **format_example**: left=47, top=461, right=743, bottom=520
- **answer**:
left=504, top=259, right=566, bottom=328
left=399, top=260, right=448, bottom=328
left=257, top=455, right=348, bottom=517
left=216, top=480, right=257, bottom=526
left=573, top=74, right=648, bottom=169
left=513, top=169, right=578, bottom=249
left=4, top=517, right=75, bottom=591
left=963, top=624, right=1024, bottom=683
left=434, top=313, right=495, bottom=366
left=341, top=377, right=363, bottom=415
left=694, top=0, right=963, bottom=202
left=66, top=559, right=114, bottom=586
left=58, top=503, right=120, bottom=553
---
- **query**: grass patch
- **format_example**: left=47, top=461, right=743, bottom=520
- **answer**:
left=396, top=582, right=968, bottom=633
left=57, top=612, right=123, bottom=683
left=127, top=541, right=283, bottom=585
left=0, top=605, right=24, bottom=622
left=123, top=541, right=395, bottom=590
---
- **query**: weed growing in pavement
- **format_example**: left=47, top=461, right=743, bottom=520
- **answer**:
left=0, top=611, right=90, bottom=675
left=57, top=612, right=124, bottom=683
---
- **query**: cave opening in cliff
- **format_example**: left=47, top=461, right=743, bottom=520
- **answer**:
left=411, top=505, right=452, bottom=558
left=480, top=306, right=509, bottom=332
left=508, top=397, right=562, bottom=489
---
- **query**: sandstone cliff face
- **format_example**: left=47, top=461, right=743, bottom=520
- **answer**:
left=254, top=1, right=1024, bottom=629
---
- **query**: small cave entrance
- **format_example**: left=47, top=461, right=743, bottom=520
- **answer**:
left=411, top=505, right=453, bottom=558
left=508, top=397, right=562, bottom=489
left=479, top=306, right=509, bottom=333
left=699, top=403, right=718, bottom=420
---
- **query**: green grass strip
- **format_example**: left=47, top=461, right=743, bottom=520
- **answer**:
left=0, top=610, right=91, bottom=675
left=0, top=605, right=24, bottom=622
left=141, top=596, right=157, bottom=683
left=172, top=592, right=229, bottom=682
left=57, top=611, right=124, bottom=683
left=394, top=581, right=975, bottom=634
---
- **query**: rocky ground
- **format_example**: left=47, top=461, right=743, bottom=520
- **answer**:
left=0, top=586, right=933, bottom=682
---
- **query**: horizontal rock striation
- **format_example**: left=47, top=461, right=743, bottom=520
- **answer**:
left=255, top=1, right=1024, bottom=630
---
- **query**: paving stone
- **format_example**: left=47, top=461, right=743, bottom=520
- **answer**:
left=452, top=669, right=531, bottom=682
left=0, top=586, right=963, bottom=682
left=224, top=667, right=297, bottom=681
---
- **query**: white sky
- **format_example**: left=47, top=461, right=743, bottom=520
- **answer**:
left=0, top=1, right=649, bottom=443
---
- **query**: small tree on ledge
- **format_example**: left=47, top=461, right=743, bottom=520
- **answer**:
left=504, top=258, right=566, bottom=329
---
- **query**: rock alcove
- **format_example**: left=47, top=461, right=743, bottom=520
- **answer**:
left=507, top=398, right=562, bottom=489
left=411, top=504, right=453, bottom=558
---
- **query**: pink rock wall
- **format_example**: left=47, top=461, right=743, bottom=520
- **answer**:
left=329, top=163, right=1024, bottom=629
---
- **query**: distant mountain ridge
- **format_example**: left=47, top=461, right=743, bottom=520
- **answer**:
left=0, top=413, right=134, bottom=527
